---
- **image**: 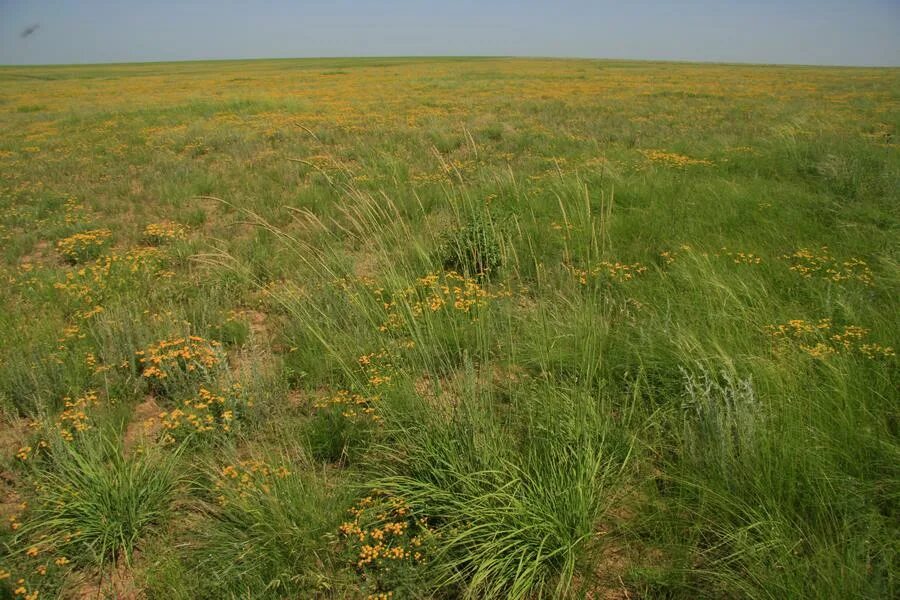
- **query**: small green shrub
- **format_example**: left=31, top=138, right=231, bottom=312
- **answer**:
left=439, top=213, right=502, bottom=276
left=209, top=318, right=250, bottom=346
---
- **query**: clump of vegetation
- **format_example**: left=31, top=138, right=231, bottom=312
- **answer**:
left=157, top=384, right=254, bottom=445
left=56, top=228, right=112, bottom=263
left=142, top=221, right=187, bottom=246
left=304, top=390, right=380, bottom=463
left=439, top=212, right=503, bottom=276
left=338, top=491, right=437, bottom=597
left=136, top=335, right=225, bottom=396
left=188, top=456, right=347, bottom=599
left=14, top=435, right=179, bottom=569
left=366, top=388, right=630, bottom=598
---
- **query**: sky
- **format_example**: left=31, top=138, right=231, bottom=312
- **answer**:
left=1, top=0, right=898, bottom=67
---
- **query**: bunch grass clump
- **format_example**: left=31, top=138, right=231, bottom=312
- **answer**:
left=370, top=388, right=632, bottom=599
left=15, top=433, right=179, bottom=569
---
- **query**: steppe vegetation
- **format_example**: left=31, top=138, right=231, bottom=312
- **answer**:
left=0, top=57, right=897, bottom=598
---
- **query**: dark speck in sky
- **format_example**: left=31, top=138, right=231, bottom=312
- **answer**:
left=21, top=24, right=40, bottom=38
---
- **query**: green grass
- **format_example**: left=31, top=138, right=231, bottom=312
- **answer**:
left=374, top=386, right=633, bottom=598
left=14, top=433, right=179, bottom=568
left=184, top=449, right=352, bottom=598
left=0, top=57, right=897, bottom=598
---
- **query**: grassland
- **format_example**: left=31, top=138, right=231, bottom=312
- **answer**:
left=0, top=57, right=897, bottom=599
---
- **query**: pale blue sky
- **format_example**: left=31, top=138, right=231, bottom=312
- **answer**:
left=1, top=0, right=898, bottom=66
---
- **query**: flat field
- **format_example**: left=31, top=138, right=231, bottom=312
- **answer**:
left=0, top=57, right=898, bottom=598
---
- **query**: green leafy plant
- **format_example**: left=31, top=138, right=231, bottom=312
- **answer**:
left=439, top=212, right=503, bottom=276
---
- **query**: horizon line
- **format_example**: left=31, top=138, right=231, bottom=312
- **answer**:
left=1, top=54, right=898, bottom=70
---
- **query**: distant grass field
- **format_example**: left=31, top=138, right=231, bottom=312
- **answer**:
left=0, top=57, right=898, bottom=599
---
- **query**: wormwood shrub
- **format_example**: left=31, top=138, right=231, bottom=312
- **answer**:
left=14, top=433, right=179, bottom=569
left=438, top=212, right=503, bottom=276
left=640, top=363, right=897, bottom=598
left=679, top=366, right=759, bottom=477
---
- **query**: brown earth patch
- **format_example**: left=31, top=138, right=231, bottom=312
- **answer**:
left=287, top=388, right=315, bottom=409
left=582, top=542, right=633, bottom=600
left=352, top=248, right=380, bottom=279
left=414, top=374, right=461, bottom=416
left=244, top=309, right=269, bottom=337
left=122, top=396, right=162, bottom=455
left=414, top=363, right=528, bottom=413
left=0, top=469, right=23, bottom=527
left=18, top=239, right=51, bottom=266
left=580, top=486, right=664, bottom=600
left=65, top=559, right=144, bottom=600
left=0, top=416, right=29, bottom=462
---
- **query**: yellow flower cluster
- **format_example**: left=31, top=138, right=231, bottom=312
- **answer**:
left=765, top=319, right=894, bottom=359
left=766, top=318, right=833, bottom=338
left=53, top=247, right=162, bottom=307
left=83, top=351, right=112, bottom=375
left=659, top=250, right=677, bottom=265
left=143, top=221, right=187, bottom=245
left=568, top=260, right=648, bottom=284
left=313, top=390, right=381, bottom=423
left=378, top=271, right=507, bottom=333
left=76, top=305, right=105, bottom=321
left=358, top=350, right=396, bottom=388
left=136, top=336, right=223, bottom=387
left=56, top=228, right=111, bottom=263
left=640, top=149, right=713, bottom=168
left=63, top=197, right=86, bottom=225
left=2, top=564, right=69, bottom=599
left=720, top=248, right=762, bottom=265
left=213, top=459, right=291, bottom=503
left=56, top=391, right=99, bottom=441
left=340, top=492, right=430, bottom=576
left=16, top=392, right=100, bottom=454
left=783, top=247, right=873, bottom=285
left=550, top=221, right=575, bottom=232
left=12, top=583, right=40, bottom=600
left=157, top=385, right=249, bottom=444
left=858, top=343, right=897, bottom=359
left=658, top=244, right=696, bottom=266
left=0, top=516, right=71, bottom=600
left=56, top=323, right=86, bottom=353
